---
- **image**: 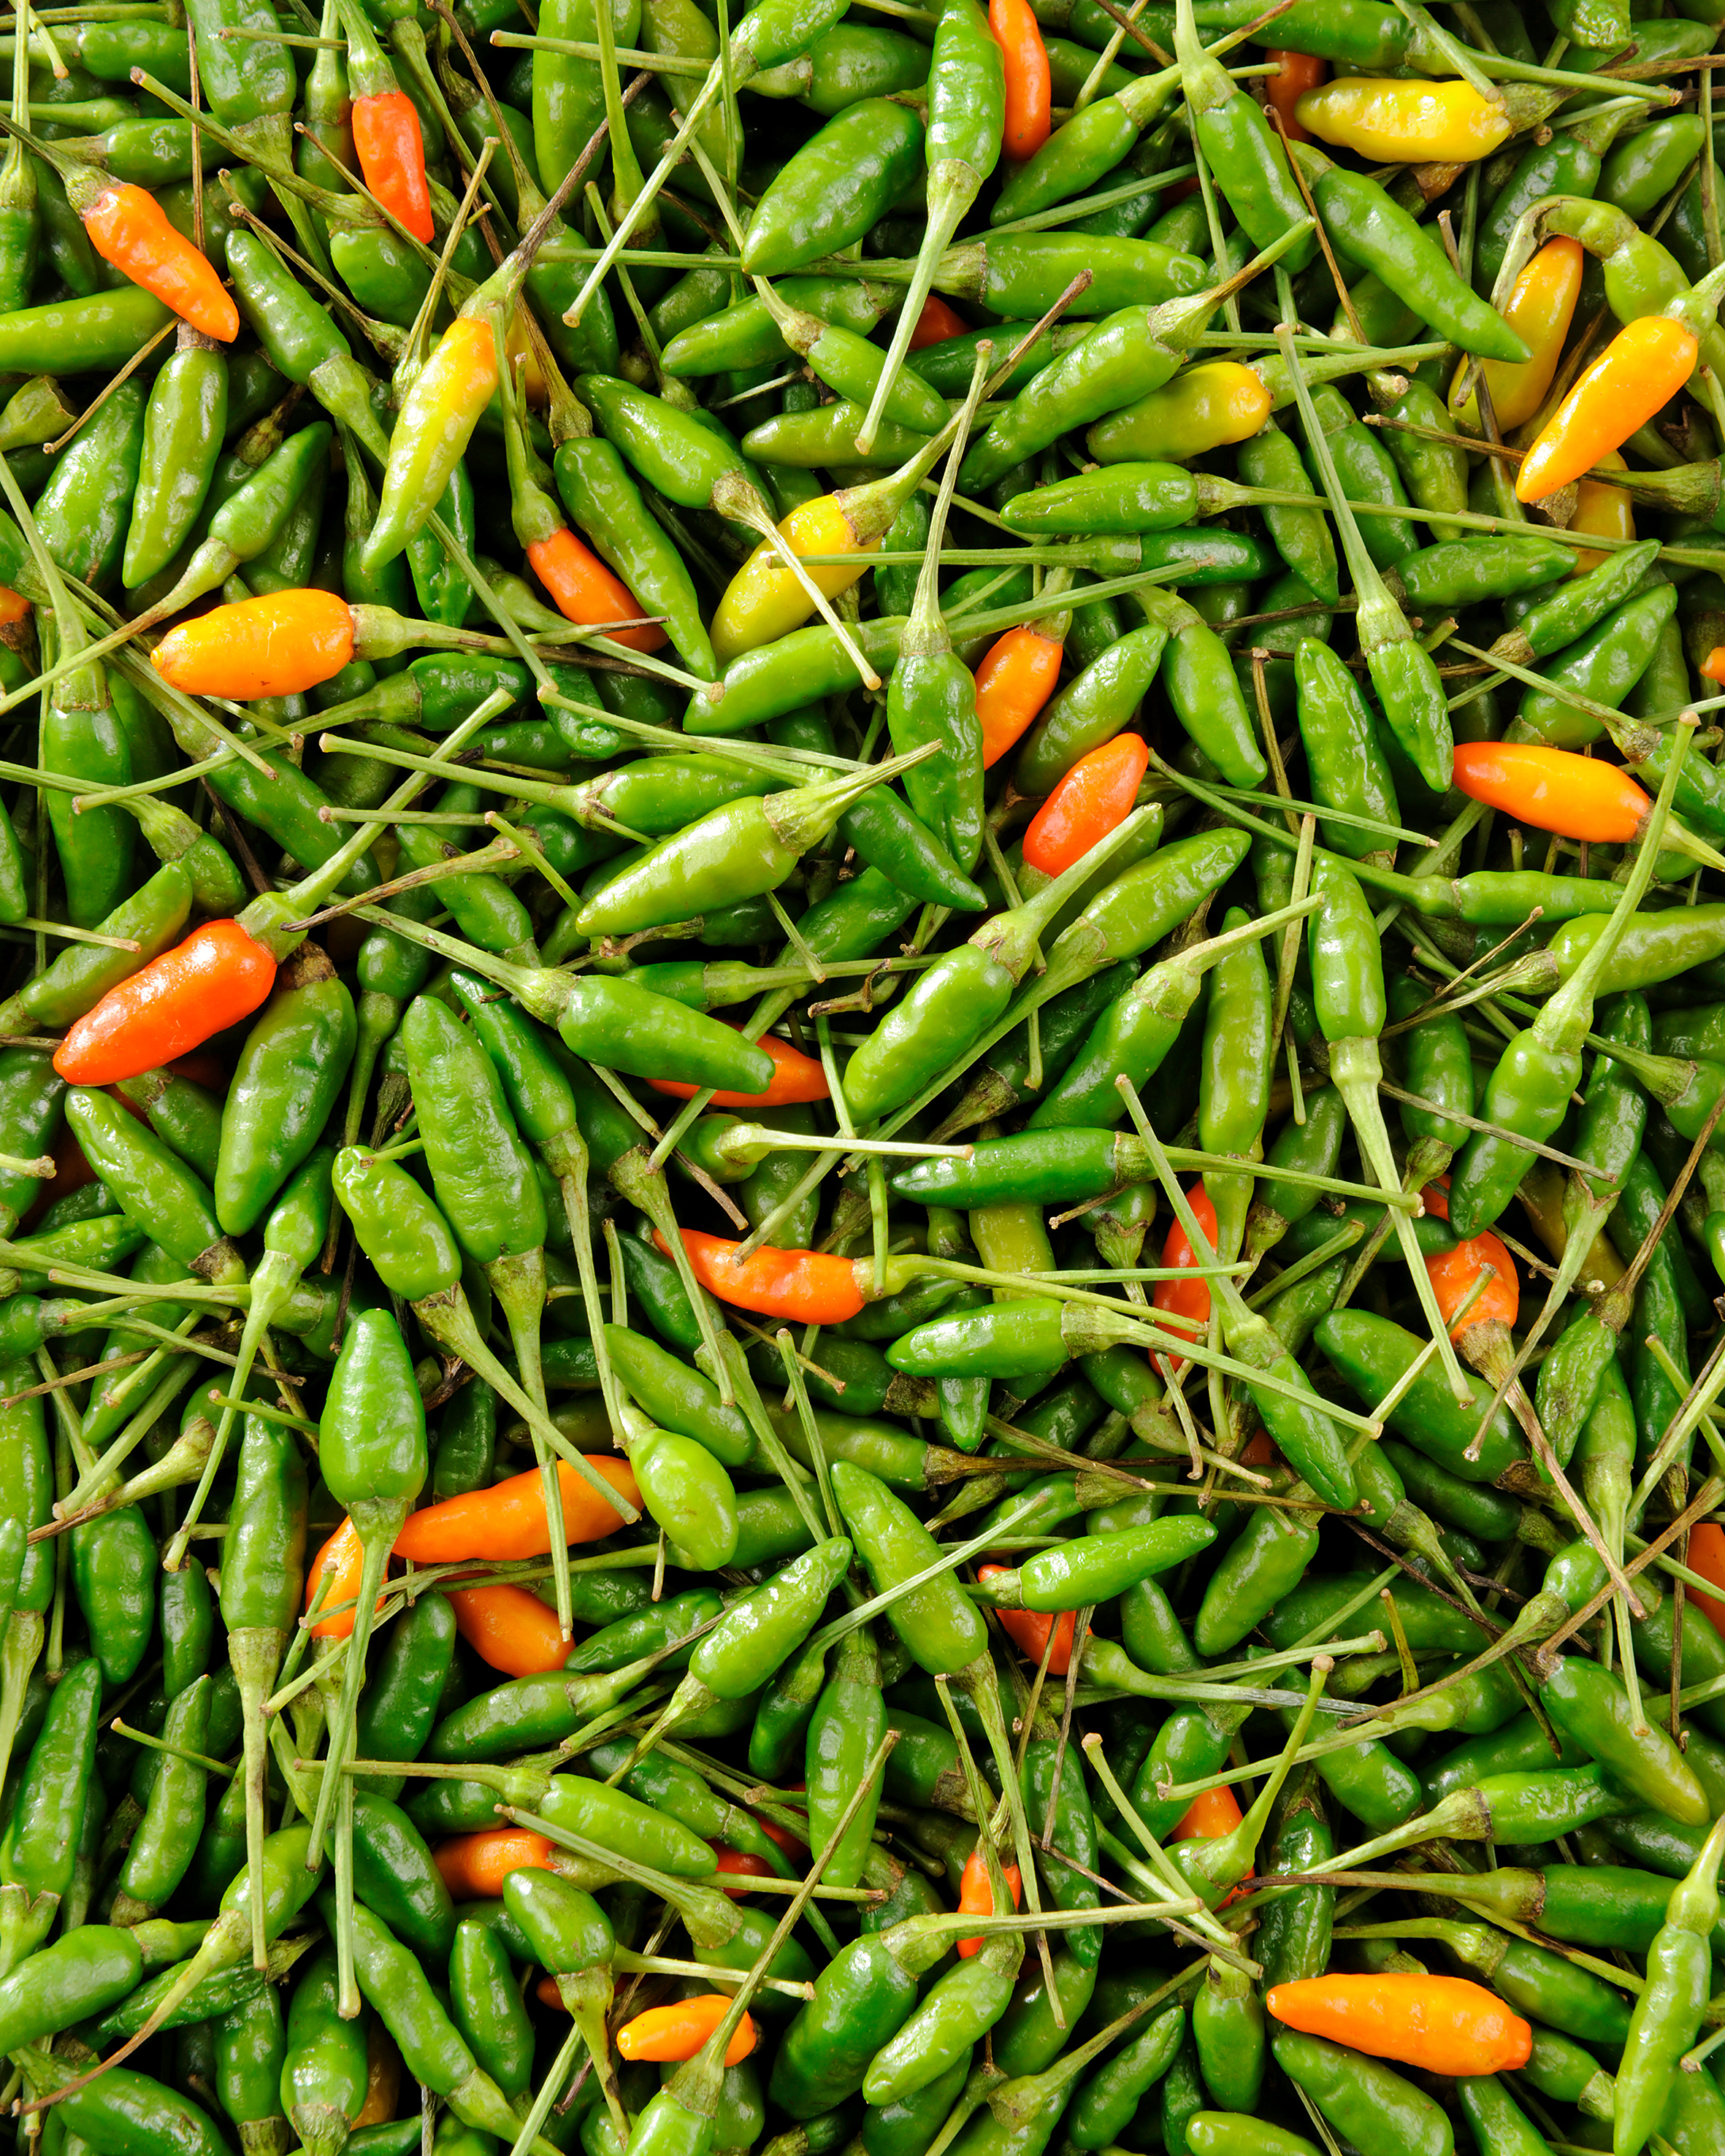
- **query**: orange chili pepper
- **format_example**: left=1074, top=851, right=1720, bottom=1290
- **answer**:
left=976, top=624, right=1065, bottom=768
left=394, top=1458, right=640, bottom=1563
left=1422, top=1178, right=1450, bottom=1222
left=448, top=1584, right=569, bottom=1676
left=1263, top=50, right=1325, bottom=142
left=660, top=1228, right=868, bottom=1325
left=1152, top=1181, right=1217, bottom=1373
left=1452, top=743, right=1658, bottom=846
left=1171, top=1785, right=1243, bottom=1842
left=1569, top=449, right=1634, bottom=575
left=305, top=1519, right=391, bottom=1641
left=1705, top=646, right=1725, bottom=687
left=0, top=586, right=29, bottom=627
left=1022, top=733, right=1150, bottom=878
left=1426, top=1232, right=1518, bottom=1339
left=618, top=1998, right=757, bottom=2067
left=909, top=295, right=969, bottom=350
left=979, top=1565, right=1076, bottom=1673
left=713, top=1846, right=773, bottom=1896
left=1451, top=238, right=1583, bottom=438
left=351, top=89, right=435, bottom=244
left=79, top=180, right=239, bottom=342
left=1686, top=1522, right=1725, bottom=1636
left=153, top=589, right=359, bottom=701
left=648, top=1028, right=829, bottom=1108
left=1240, top=1429, right=1279, bottom=1468
left=55, top=920, right=278, bottom=1086
left=1517, top=316, right=1697, bottom=502
left=957, top=1846, right=1022, bottom=1957
left=1266, top=1974, right=1532, bottom=2076
left=527, top=529, right=667, bottom=653
left=434, top=1827, right=557, bottom=1900
left=990, top=0, right=1051, bottom=161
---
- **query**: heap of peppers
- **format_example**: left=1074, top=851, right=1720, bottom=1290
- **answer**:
left=4, top=0, right=1725, bottom=2150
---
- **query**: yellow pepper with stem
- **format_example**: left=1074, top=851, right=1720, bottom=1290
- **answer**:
left=1450, top=238, right=1583, bottom=437
left=1293, top=79, right=1555, bottom=164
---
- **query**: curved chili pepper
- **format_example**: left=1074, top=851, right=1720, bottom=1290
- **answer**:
left=619, top=1998, right=757, bottom=2066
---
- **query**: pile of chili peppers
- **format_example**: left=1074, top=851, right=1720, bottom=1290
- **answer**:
left=7, top=0, right=1725, bottom=2150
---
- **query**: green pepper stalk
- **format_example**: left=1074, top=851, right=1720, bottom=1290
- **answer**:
left=33, top=1823, right=326, bottom=2107
left=853, top=0, right=1002, bottom=457
left=1273, top=323, right=1452, bottom=794
left=561, top=0, right=852, bottom=331
left=329, top=1144, right=640, bottom=1535
left=1615, top=1813, right=1725, bottom=2155
left=502, top=1870, right=628, bottom=2141
left=303, top=1308, right=427, bottom=1872
left=0, top=10, right=36, bottom=318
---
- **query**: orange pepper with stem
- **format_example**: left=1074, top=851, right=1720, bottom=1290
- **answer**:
left=336, top=0, right=434, bottom=242
left=990, top=0, right=1051, bottom=161
left=1264, top=50, right=1325, bottom=143
left=1452, top=743, right=1664, bottom=845
left=957, top=1846, right=1022, bottom=1957
left=447, top=1584, right=570, bottom=1676
left=393, top=1458, right=640, bottom=1563
left=153, top=590, right=358, bottom=701
left=0, top=586, right=29, bottom=627
left=1022, top=734, right=1150, bottom=877
left=1426, top=1230, right=1521, bottom=1397
left=1266, top=1974, right=1532, bottom=2076
left=979, top=1568, right=1076, bottom=1673
left=55, top=919, right=278, bottom=1086
left=1153, top=1181, right=1218, bottom=1375
left=619, top=1999, right=757, bottom=2067
left=1517, top=318, right=1697, bottom=502
left=976, top=616, right=1067, bottom=768
left=69, top=169, right=238, bottom=341
left=659, top=1229, right=870, bottom=1325
left=434, top=1827, right=559, bottom=1900
left=1450, top=237, right=1582, bottom=436
left=648, top=1029, right=828, bottom=1108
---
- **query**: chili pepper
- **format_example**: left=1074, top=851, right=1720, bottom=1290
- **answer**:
left=621, top=1998, right=758, bottom=2067
left=1266, top=1973, right=1531, bottom=2076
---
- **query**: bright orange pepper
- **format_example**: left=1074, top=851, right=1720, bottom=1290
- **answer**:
left=618, top=1998, right=757, bottom=2066
left=1518, top=321, right=1696, bottom=502
left=976, top=624, right=1064, bottom=768
left=1022, top=734, right=1150, bottom=876
left=447, top=1584, right=569, bottom=1676
left=957, top=1846, right=1022, bottom=1957
left=1450, top=237, right=1582, bottom=436
left=1452, top=742, right=1653, bottom=845
left=153, top=590, right=357, bottom=701
left=1266, top=1974, right=1532, bottom=2076
left=394, top=1458, right=640, bottom=1562
left=661, top=1228, right=868, bottom=1324
left=990, top=0, right=1051, bottom=161
left=434, top=1827, right=557, bottom=1900
left=648, top=1028, right=828, bottom=1108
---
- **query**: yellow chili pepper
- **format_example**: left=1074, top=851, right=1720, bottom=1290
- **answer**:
left=710, top=492, right=881, bottom=661
left=1571, top=451, right=1635, bottom=575
left=1086, top=360, right=1271, bottom=465
left=1450, top=237, right=1583, bottom=436
left=1516, top=315, right=1697, bottom=502
left=1293, top=78, right=1536, bottom=163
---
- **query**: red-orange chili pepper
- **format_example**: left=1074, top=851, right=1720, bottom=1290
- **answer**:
left=153, top=589, right=358, bottom=701
left=0, top=586, right=30, bottom=627
left=55, top=920, right=278, bottom=1086
left=617, top=1998, right=757, bottom=2067
left=448, top=1584, right=569, bottom=1676
left=990, top=0, right=1051, bottom=162
left=527, top=529, right=667, bottom=653
left=1263, top=50, right=1325, bottom=143
left=659, top=1229, right=869, bottom=1324
left=352, top=90, right=435, bottom=245
left=1517, top=317, right=1697, bottom=502
left=975, top=624, right=1065, bottom=769
left=956, top=1846, right=1022, bottom=1957
left=1266, top=1974, right=1533, bottom=2076
left=394, top=1459, right=641, bottom=1563
left=910, top=295, right=970, bottom=350
left=1426, top=1230, right=1523, bottom=1399
left=648, top=1029, right=829, bottom=1108
left=434, top=1827, right=557, bottom=1901
left=1422, top=1177, right=1450, bottom=1222
left=979, top=1566, right=1076, bottom=1673
left=1171, top=1784, right=1242, bottom=1843
left=712, top=1846, right=773, bottom=1897
left=1152, top=1181, right=1217, bottom=1373
left=1452, top=742, right=1660, bottom=846
left=1687, top=1522, right=1725, bottom=1637
left=77, top=177, right=239, bottom=342
left=1022, top=733, right=1150, bottom=877
left=305, top=1519, right=391, bottom=1642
